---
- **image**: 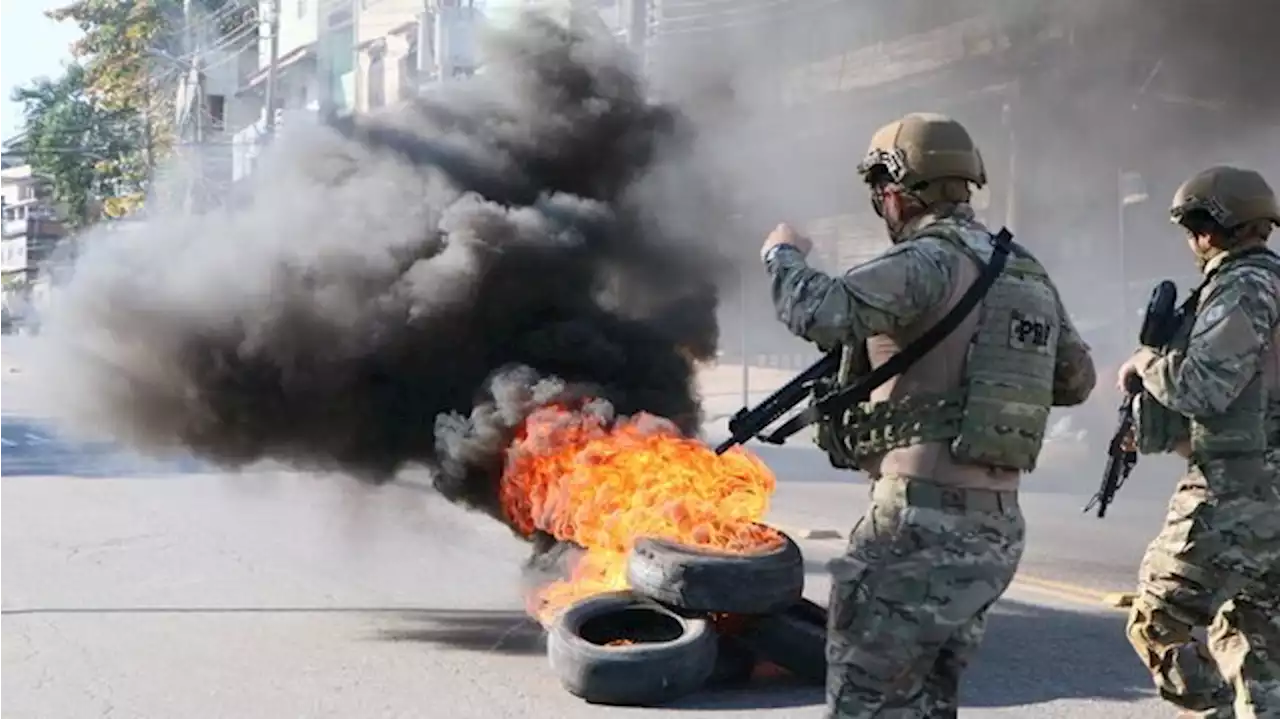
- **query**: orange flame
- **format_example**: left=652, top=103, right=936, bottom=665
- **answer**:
left=500, top=405, right=781, bottom=624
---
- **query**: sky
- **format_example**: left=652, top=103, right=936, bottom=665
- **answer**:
left=1, top=0, right=82, bottom=143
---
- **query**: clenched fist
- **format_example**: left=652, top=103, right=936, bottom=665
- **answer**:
left=761, top=223, right=813, bottom=261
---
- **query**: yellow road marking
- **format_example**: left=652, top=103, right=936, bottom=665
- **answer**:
left=770, top=520, right=1139, bottom=611
left=1013, top=575, right=1136, bottom=610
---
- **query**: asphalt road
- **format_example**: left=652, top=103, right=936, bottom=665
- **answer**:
left=2, top=347, right=1183, bottom=718
left=3, top=472, right=1171, bottom=719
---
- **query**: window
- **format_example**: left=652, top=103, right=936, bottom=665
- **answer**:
left=207, top=94, right=226, bottom=131
left=18, top=185, right=34, bottom=201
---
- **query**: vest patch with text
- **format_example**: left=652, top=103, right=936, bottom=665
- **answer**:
left=1008, top=309, right=1054, bottom=353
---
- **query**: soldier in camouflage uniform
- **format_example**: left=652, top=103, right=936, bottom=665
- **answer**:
left=1118, top=166, right=1280, bottom=719
left=760, top=112, right=1096, bottom=718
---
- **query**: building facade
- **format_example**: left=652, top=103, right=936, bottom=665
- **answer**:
left=230, top=0, right=491, bottom=181
left=645, top=0, right=1280, bottom=359
left=1, top=162, right=66, bottom=324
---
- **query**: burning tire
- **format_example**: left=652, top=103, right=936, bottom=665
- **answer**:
left=737, top=598, right=828, bottom=686
left=707, top=634, right=757, bottom=688
left=547, top=591, right=717, bottom=706
left=625, top=529, right=804, bottom=614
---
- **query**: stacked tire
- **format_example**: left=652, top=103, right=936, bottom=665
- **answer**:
left=545, top=527, right=829, bottom=706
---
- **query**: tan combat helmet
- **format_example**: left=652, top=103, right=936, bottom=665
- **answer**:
left=856, top=112, right=988, bottom=189
left=1170, top=165, right=1280, bottom=230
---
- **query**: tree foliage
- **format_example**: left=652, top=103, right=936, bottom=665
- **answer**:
left=47, top=0, right=184, bottom=201
left=10, top=64, right=137, bottom=225
left=36, top=0, right=255, bottom=219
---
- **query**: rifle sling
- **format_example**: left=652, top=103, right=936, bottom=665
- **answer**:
left=763, top=227, right=1014, bottom=444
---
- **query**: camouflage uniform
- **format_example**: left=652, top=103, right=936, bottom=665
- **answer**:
left=1126, top=166, right=1280, bottom=719
left=765, top=113, right=1096, bottom=718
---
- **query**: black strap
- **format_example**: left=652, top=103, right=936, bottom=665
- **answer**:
left=763, top=227, right=1015, bottom=444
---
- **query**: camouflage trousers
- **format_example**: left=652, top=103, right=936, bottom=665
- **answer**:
left=1126, top=461, right=1280, bottom=719
left=825, top=475, right=1025, bottom=719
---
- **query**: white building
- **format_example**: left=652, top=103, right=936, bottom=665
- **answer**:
left=231, top=0, right=326, bottom=181
left=1, top=162, right=64, bottom=320
left=229, top=0, right=628, bottom=182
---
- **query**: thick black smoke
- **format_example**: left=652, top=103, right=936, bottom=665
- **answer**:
left=36, top=15, right=729, bottom=523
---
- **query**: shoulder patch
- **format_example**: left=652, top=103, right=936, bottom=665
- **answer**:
left=1196, top=303, right=1228, bottom=333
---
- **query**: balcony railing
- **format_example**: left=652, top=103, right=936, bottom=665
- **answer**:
left=2, top=216, right=66, bottom=238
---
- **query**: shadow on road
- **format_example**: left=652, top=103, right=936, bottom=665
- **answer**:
left=805, top=558, right=833, bottom=575
left=670, top=675, right=822, bottom=711
left=967, top=598, right=1152, bottom=708
left=376, top=609, right=546, bottom=656
left=679, top=598, right=1152, bottom=711
left=0, top=601, right=1153, bottom=710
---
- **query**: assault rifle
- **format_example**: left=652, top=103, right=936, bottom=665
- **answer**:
left=713, top=351, right=841, bottom=454
left=1083, top=373, right=1144, bottom=518
left=713, top=228, right=1015, bottom=456
left=1083, top=279, right=1186, bottom=518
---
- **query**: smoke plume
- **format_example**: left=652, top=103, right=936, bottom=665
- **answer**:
left=34, top=14, right=729, bottom=523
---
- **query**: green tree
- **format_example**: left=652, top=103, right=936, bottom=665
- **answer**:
left=44, top=0, right=256, bottom=217
left=10, top=64, right=136, bottom=225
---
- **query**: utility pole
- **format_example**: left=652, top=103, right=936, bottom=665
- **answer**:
left=181, top=0, right=204, bottom=212
left=182, top=0, right=198, bottom=145
left=435, top=0, right=453, bottom=84
left=352, top=0, right=361, bottom=111
left=417, top=0, right=432, bottom=87
left=264, top=0, right=281, bottom=136
left=1002, top=84, right=1019, bottom=235
left=628, top=0, right=649, bottom=59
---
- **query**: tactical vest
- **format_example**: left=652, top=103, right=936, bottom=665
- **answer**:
left=816, top=216, right=1058, bottom=483
left=1138, top=250, right=1280, bottom=462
